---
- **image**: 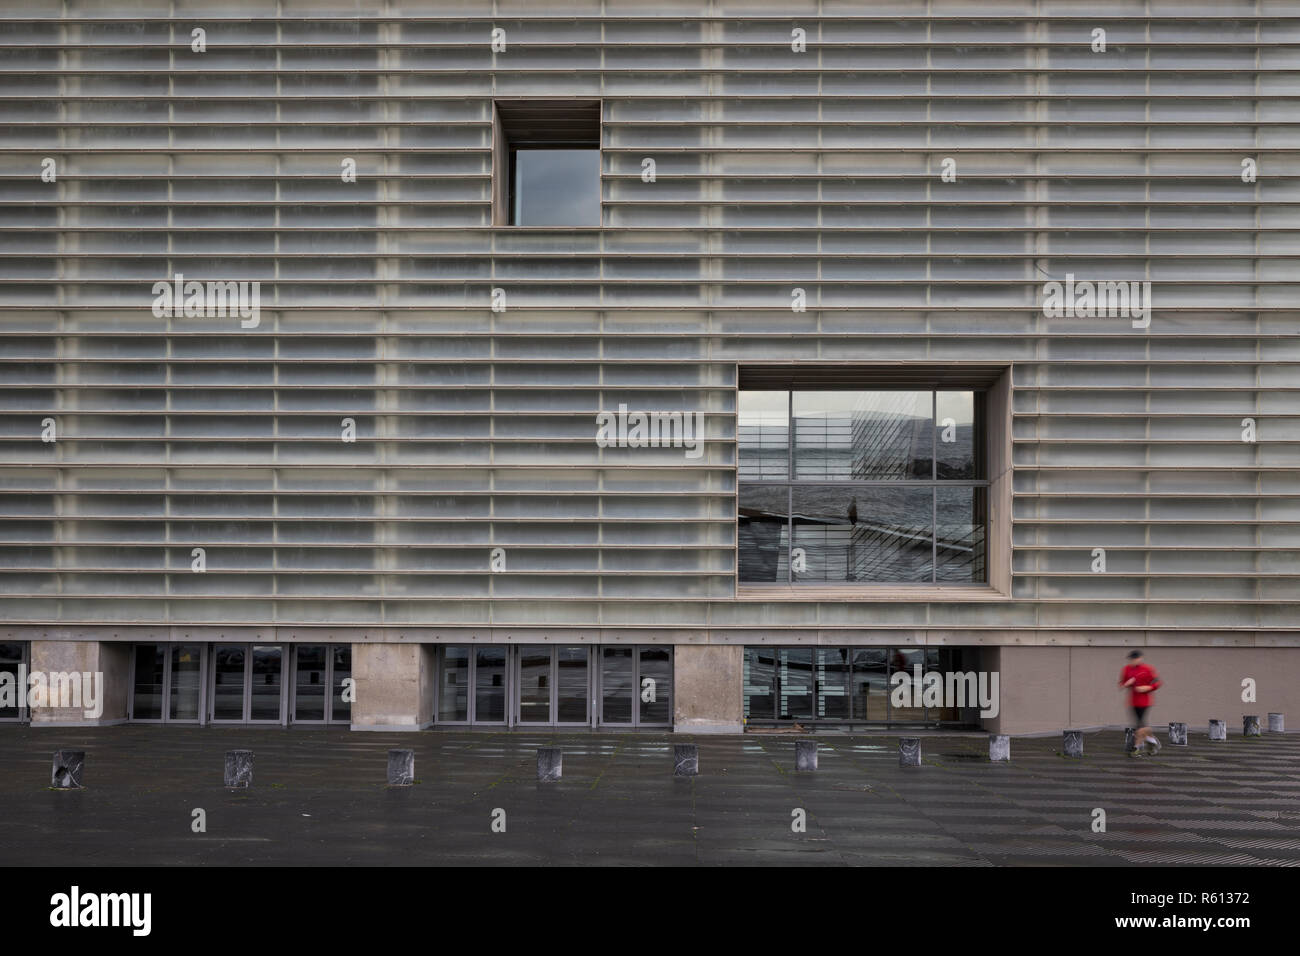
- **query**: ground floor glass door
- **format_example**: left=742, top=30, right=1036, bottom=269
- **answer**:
left=210, top=643, right=286, bottom=724
left=515, top=645, right=591, bottom=725
left=0, top=642, right=29, bottom=721
left=435, top=644, right=669, bottom=728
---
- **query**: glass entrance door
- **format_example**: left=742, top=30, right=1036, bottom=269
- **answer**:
left=517, top=646, right=552, bottom=724
left=210, top=643, right=286, bottom=724
left=0, top=642, right=28, bottom=722
left=515, top=645, right=591, bottom=726
left=211, top=645, right=247, bottom=722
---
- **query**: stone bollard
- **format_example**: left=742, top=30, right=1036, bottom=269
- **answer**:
left=899, top=737, right=921, bottom=767
left=989, top=735, right=1010, bottom=762
left=1168, top=722, right=1188, bottom=745
left=795, top=739, right=818, bottom=772
left=1243, top=715, right=1261, bottom=737
left=1124, top=728, right=1137, bottom=753
left=1062, top=730, right=1084, bottom=758
left=51, top=750, right=84, bottom=790
left=224, top=750, right=254, bottom=788
left=537, top=748, right=562, bottom=783
left=1208, top=719, right=1226, bottom=741
left=1268, top=713, right=1285, bottom=733
left=387, top=749, right=414, bottom=786
left=673, top=744, right=698, bottom=777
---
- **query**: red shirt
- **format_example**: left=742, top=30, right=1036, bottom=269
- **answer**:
left=1119, top=663, right=1161, bottom=707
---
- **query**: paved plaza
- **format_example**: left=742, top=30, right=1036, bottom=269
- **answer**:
left=3, top=727, right=1299, bottom=866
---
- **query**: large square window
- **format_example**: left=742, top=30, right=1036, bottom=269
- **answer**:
left=738, top=382, right=989, bottom=585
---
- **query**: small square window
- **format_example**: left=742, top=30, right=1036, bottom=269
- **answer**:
left=493, top=100, right=601, bottom=227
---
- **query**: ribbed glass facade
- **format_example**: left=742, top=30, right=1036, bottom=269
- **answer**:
left=1, top=0, right=1297, bottom=659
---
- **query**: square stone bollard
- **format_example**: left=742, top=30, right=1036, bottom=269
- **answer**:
left=673, top=743, right=698, bottom=777
left=387, top=749, right=414, bottom=786
left=1243, top=715, right=1261, bottom=737
left=1208, top=719, right=1226, bottom=741
left=1062, top=730, right=1084, bottom=758
left=795, top=739, right=818, bottom=772
left=1268, top=713, right=1285, bottom=733
left=898, top=737, right=921, bottom=767
left=989, top=734, right=1010, bottom=762
left=537, top=748, right=562, bottom=783
left=224, top=750, right=254, bottom=788
left=51, top=751, right=84, bottom=790
left=1124, top=728, right=1137, bottom=753
left=1168, top=722, right=1188, bottom=745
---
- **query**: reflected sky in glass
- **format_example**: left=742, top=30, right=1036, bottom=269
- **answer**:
left=514, top=149, right=600, bottom=226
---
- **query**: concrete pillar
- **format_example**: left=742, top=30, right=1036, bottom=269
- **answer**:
left=1209, top=719, right=1226, bottom=740
left=899, top=737, right=921, bottom=767
left=1168, top=722, right=1188, bottom=745
left=1243, top=715, right=1261, bottom=737
left=28, top=641, right=129, bottom=726
left=1063, top=730, right=1084, bottom=757
left=1124, top=727, right=1137, bottom=752
left=672, top=644, right=742, bottom=734
left=1268, top=713, right=1284, bottom=733
left=349, top=642, right=435, bottom=730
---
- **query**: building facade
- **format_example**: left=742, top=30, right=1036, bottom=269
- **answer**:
left=2, top=0, right=1298, bottom=734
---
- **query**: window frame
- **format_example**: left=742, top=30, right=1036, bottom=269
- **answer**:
left=492, top=99, right=603, bottom=228
left=737, top=383, right=993, bottom=588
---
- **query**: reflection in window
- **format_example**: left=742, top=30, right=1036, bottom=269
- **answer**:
left=513, top=150, right=600, bottom=226
left=743, top=646, right=977, bottom=726
left=738, top=388, right=987, bottom=584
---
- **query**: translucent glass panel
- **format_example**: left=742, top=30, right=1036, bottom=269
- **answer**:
left=1, top=6, right=1296, bottom=638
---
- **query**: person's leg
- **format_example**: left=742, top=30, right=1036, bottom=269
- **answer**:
left=1132, top=708, right=1150, bottom=749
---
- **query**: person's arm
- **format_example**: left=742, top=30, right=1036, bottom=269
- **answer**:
left=1137, top=670, right=1161, bottom=694
left=1120, top=669, right=1135, bottom=688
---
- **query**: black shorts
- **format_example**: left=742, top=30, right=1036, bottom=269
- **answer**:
left=1131, top=706, right=1150, bottom=726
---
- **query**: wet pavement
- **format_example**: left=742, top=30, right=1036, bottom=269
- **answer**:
left=2, top=726, right=1299, bottom=866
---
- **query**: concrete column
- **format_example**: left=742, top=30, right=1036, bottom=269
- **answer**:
left=349, top=642, right=434, bottom=731
left=672, top=643, right=743, bottom=734
left=28, top=641, right=129, bottom=726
